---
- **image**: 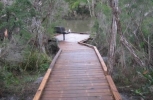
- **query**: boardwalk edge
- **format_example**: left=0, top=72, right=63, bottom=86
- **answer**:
left=78, top=38, right=122, bottom=100
left=78, top=38, right=107, bottom=75
left=33, top=49, right=62, bottom=100
left=106, top=75, right=122, bottom=100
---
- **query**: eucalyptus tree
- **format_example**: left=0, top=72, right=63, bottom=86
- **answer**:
left=119, top=0, right=153, bottom=67
left=0, top=0, right=68, bottom=55
left=30, top=0, right=68, bottom=53
left=90, top=0, right=153, bottom=73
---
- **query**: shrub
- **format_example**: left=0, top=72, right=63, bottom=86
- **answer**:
left=21, top=49, right=51, bottom=72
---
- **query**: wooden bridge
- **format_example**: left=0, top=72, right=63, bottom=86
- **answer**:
left=33, top=33, right=122, bottom=100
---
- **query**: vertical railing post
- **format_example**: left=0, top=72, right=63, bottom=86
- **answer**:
left=63, top=34, right=65, bottom=40
left=60, top=27, right=65, bottom=41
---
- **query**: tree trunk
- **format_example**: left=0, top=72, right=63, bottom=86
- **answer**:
left=121, top=44, right=126, bottom=68
left=91, top=0, right=95, bottom=17
left=107, top=0, right=118, bottom=74
left=87, top=0, right=93, bottom=17
left=148, top=36, right=151, bottom=65
left=32, top=17, right=46, bottom=54
left=111, top=0, right=145, bottom=67
left=108, top=16, right=117, bottom=74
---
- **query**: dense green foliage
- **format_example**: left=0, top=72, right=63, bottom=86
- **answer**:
left=64, top=0, right=90, bottom=19
left=65, top=0, right=87, bottom=10
left=1, top=0, right=153, bottom=99
left=0, top=0, right=36, bottom=38
left=0, top=0, right=64, bottom=99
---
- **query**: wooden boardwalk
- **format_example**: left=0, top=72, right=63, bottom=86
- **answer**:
left=33, top=33, right=122, bottom=100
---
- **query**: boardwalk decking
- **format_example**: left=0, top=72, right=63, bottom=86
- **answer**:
left=33, top=33, right=122, bottom=100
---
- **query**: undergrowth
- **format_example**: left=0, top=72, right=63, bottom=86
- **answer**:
left=0, top=49, right=51, bottom=99
left=113, top=65, right=153, bottom=100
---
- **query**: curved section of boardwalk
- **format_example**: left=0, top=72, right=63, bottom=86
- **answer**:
left=33, top=33, right=121, bottom=100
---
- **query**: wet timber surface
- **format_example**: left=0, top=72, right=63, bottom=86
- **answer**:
left=34, top=33, right=121, bottom=100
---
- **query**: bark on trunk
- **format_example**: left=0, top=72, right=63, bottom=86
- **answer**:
left=32, top=17, right=46, bottom=54
left=108, top=0, right=118, bottom=74
left=108, top=15, right=117, bottom=74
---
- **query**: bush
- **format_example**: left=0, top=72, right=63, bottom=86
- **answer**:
left=136, top=68, right=153, bottom=97
left=0, top=48, right=51, bottom=98
left=21, top=49, right=51, bottom=72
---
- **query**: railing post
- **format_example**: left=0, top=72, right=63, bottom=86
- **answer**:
left=63, top=34, right=65, bottom=40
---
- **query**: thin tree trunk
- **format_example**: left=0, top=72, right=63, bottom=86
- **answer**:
left=108, top=16, right=117, bottom=74
left=87, top=0, right=93, bottom=17
left=148, top=36, right=151, bottom=65
left=121, top=44, right=126, bottom=68
left=91, top=0, right=95, bottom=17
left=120, top=35, right=145, bottom=67
left=108, top=0, right=118, bottom=74
left=108, top=0, right=145, bottom=73
left=111, top=0, right=145, bottom=67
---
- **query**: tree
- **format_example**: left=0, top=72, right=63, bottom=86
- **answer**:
left=0, top=0, right=69, bottom=55
left=107, top=0, right=118, bottom=74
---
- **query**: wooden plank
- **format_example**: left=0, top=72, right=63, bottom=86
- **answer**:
left=52, top=69, right=103, bottom=72
left=43, top=89, right=111, bottom=94
left=53, top=69, right=103, bottom=71
left=50, top=73, right=104, bottom=77
left=53, top=67, right=102, bottom=70
left=42, top=92, right=112, bottom=98
left=50, top=76, right=105, bottom=80
left=47, top=79, right=107, bottom=83
left=49, top=75, right=105, bottom=79
left=33, top=49, right=62, bottom=100
left=43, top=88, right=111, bottom=94
left=54, top=66, right=101, bottom=69
left=55, top=63, right=101, bottom=66
left=93, top=46, right=108, bottom=75
left=41, top=96, right=113, bottom=100
left=106, top=75, right=122, bottom=100
left=48, top=78, right=107, bottom=83
left=46, top=80, right=108, bottom=85
left=45, top=86, right=110, bottom=91
left=51, top=71, right=104, bottom=75
left=45, top=83, right=108, bottom=87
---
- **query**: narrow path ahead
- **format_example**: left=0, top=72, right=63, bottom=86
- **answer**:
left=33, top=33, right=121, bottom=100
